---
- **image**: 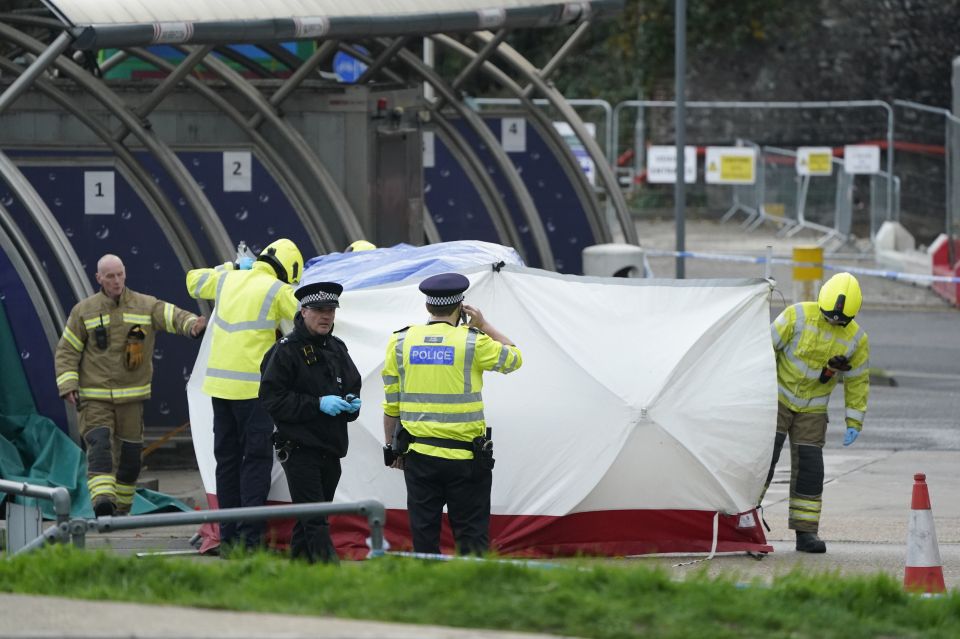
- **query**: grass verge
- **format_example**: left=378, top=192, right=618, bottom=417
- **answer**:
left=1, top=546, right=958, bottom=639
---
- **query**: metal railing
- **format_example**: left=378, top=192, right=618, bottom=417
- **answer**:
left=4, top=488, right=387, bottom=559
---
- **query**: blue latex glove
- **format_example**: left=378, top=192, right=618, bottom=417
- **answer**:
left=237, top=256, right=255, bottom=270
left=843, top=427, right=859, bottom=446
left=319, top=395, right=351, bottom=416
left=347, top=397, right=362, bottom=413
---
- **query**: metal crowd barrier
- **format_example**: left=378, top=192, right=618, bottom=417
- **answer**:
left=0, top=482, right=386, bottom=559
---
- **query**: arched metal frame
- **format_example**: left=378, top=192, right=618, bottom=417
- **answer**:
left=177, top=44, right=364, bottom=250
left=353, top=39, right=556, bottom=270
left=471, top=31, right=638, bottom=245
left=125, top=46, right=333, bottom=256
left=0, top=5, right=631, bottom=271
left=431, top=33, right=610, bottom=245
left=0, top=22, right=236, bottom=264
left=0, top=53, right=207, bottom=279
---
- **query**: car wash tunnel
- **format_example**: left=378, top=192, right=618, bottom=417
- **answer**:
left=0, top=0, right=634, bottom=444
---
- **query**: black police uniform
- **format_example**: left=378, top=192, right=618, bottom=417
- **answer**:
left=259, top=282, right=361, bottom=563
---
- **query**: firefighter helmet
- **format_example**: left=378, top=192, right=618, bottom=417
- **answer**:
left=257, top=238, right=303, bottom=284
left=345, top=240, right=377, bottom=252
left=818, top=272, right=862, bottom=325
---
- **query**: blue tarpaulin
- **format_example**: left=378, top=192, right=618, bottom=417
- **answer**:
left=301, top=241, right=523, bottom=290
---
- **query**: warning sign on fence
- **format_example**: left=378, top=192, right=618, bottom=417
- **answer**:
left=705, top=147, right=756, bottom=184
left=796, top=147, right=834, bottom=176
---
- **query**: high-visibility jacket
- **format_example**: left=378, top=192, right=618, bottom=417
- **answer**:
left=382, top=322, right=523, bottom=460
left=771, top=301, right=870, bottom=430
left=54, top=287, right=199, bottom=403
left=186, top=261, right=298, bottom=399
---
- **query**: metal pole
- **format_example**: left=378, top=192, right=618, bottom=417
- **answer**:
left=0, top=31, right=70, bottom=116
left=114, top=45, right=212, bottom=142
left=0, top=479, right=72, bottom=524
left=674, top=0, right=686, bottom=279
left=523, top=21, right=591, bottom=97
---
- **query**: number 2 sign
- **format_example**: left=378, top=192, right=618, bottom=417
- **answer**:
left=223, top=151, right=252, bottom=192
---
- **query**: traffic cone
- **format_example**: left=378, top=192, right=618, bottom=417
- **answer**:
left=904, top=473, right=946, bottom=593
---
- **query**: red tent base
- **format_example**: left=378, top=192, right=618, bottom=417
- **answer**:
left=197, top=495, right=772, bottom=559
left=334, top=508, right=773, bottom=559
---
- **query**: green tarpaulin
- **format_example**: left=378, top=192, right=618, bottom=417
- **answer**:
left=0, top=300, right=189, bottom=519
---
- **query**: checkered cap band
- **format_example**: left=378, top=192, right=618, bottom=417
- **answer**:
left=301, top=291, right=339, bottom=305
left=425, top=293, right=463, bottom=305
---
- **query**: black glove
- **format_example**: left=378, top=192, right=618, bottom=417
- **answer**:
left=827, top=355, right=852, bottom=371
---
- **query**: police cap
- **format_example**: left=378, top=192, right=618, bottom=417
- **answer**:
left=296, top=281, right=342, bottom=309
left=419, top=273, right=469, bottom=305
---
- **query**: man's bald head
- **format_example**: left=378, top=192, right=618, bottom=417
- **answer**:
left=95, top=254, right=126, bottom=300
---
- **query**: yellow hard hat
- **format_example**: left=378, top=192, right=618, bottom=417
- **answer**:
left=258, top=238, right=303, bottom=284
left=818, top=272, right=862, bottom=324
left=345, top=240, right=377, bottom=252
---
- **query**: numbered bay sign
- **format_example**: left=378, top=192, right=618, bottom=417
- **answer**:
left=501, top=117, right=526, bottom=153
left=223, top=151, right=252, bottom=192
left=84, top=171, right=115, bottom=215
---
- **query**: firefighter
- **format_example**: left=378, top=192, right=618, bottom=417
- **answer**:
left=762, top=272, right=870, bottom=553
left=55, top=254, right=206, bottom=517
left=381, top=273, right=523, bottom=555
left=186, top=238, right=302, bottom=551
left=259, top=281, right=362, bottom=563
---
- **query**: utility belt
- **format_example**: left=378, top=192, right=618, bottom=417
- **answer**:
left=385, top=427, right=494, bottom=471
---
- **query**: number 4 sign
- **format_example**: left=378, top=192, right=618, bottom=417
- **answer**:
left=84, top=171, right=115, bottom=215
left=223, top=151, right=252, bottom=192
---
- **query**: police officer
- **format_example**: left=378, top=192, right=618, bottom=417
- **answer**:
left=55, top=254, right=206, bottom=516
left=762, top=272, right=870, bottom=553
left=381, top=273, right=522, bottom=555
left=186, top=238, right=302, bottom=551
left=259, top=281, right=362, bottom=564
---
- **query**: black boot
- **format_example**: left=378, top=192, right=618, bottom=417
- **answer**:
left=92, top=496, right=116, bottom=518
left=795, top=531, right=827, bottom=553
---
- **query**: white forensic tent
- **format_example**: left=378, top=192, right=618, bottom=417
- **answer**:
left=188, top=256, right=777, bottom=556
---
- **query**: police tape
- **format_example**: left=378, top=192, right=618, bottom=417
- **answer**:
left=642, top=249, right=960, bottom=285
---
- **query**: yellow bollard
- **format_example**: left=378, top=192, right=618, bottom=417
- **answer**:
left=792, top=246, right=823, bottom=302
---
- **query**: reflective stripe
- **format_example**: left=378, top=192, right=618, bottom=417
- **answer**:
left=846, top=408, right=865, bottom=421
left=163, top=303, right=175, bottom=332
left=791, top=498, right=822, bottom=510
left=259, top=281, right=283, bottom=320
left=62, top=327, right=83, bottom=351
left=211, top=279, right=283, bottom=333
left=56, top=371, right=79, bottom=386
left=397, top=392, right=483, bottom=404
left=78, top=387, right=112, bottom=399
left=844, top=363, right=869, bottom=378
left=213, top=315, right=276, bottom=332
left=215, top=263, right=229, bottom=272
left=394, top=330, right=408, bottom=391
left=789, top=511, right=821, bottom=521
left=123, top=313, right=151, bottom=325
left=112, top=385, right=151, bottom=398
left=206, top=367, right=261, bottom=383
left=384, top=392, right=400, bottom=403
left=463, top=331, right=477, bottom=393
left=491, top=345, right=510, bottom=372
left=115, top=482, right=136, bottom=507
left=382, top=375, right=399, bottom=385
left=192, top=272, right=211, bottom=298
left=400, top=410, right=485, bottom=424
left=79, top=384, right=151, bottom=400
left=84, top=316, right=110, bottom=329
left=778, top=385, right=830, bottom=408
left=771, top=324, right=783, bottom=350
left=88, top=475, right=115, bottom=499
left=844, top=327, right=864, bottom=358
